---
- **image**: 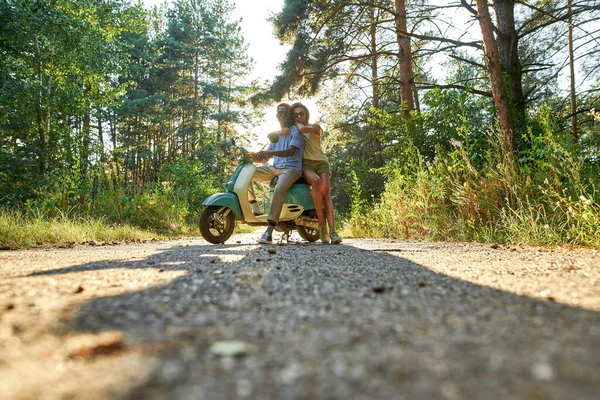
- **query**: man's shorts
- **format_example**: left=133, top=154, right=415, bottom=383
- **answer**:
left=303, top=159, right=331, bottom=175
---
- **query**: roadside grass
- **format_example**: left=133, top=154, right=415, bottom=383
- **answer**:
left=0, top=210, right=162, bottom=248
left=0, top=207, right=259, bottom=248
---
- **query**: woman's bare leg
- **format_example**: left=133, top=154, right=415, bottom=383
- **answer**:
left=320, top=172, right=336, bottom=232
left=304, top=169, right=325, bottom=226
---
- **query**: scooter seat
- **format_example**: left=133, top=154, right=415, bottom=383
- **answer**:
left=270, top=176, right=308, bottom=187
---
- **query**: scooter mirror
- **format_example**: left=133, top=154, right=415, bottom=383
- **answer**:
left=268, top=133, right=280, bottom=143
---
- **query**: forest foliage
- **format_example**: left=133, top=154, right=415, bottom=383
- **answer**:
left=1, top=0, right=599, bottom=246
left=1, top=0, right=252, bottom=237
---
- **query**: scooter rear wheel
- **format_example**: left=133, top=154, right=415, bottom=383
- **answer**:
left=297, top=226, right=320, bottom=242
left=200, top=206, right=235, bottom=244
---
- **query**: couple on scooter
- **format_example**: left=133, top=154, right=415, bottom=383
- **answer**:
left=247, top=102, right=342, bottom=245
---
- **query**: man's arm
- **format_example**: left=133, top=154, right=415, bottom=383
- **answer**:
left=255, top=126, right=303, bottom=162
left=255, top=145, right=298, bottom=162
left=270, top=146, right=298, bottom=157
left=270, top=127, right=290, bottom=135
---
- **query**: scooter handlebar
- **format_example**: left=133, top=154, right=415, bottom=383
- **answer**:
left=231, top=139, right=271, bottom=164
left=232, top=146, right=260, bottom=165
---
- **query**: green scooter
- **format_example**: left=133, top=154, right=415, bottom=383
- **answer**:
left=200, top=145, right=319, bottom=244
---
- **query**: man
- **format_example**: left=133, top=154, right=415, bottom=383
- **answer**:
left=248, top=103, right=305, bottom=244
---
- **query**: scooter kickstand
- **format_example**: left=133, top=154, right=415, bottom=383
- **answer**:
left=281, top=230, right=292, bottom=243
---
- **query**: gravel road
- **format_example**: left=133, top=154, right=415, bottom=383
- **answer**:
left=1, top=234, right=599, bottom=400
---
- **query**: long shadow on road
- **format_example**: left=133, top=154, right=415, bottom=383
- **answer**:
left=27, top=240, right=600, bottom=400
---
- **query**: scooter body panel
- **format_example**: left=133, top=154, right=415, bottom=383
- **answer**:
left=233, top=164, right=266, bottom=223
left=281, top=183, right=313, bottom=207
left=269, top=183, right=314, bottom=221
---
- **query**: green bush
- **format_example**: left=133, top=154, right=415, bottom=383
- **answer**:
left=159, top=159, right=220, bottom=221
left=345, top=108, right=600, bottom=247
left=4, top=158, right=221, bottom=236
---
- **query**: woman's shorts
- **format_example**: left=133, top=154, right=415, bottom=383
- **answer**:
left=303, top=159, right=331, bottom=175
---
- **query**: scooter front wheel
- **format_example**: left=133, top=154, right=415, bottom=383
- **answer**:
left=200, top=206, right=235, bottom=244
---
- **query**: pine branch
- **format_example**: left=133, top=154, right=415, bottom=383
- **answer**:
left=416, top=82, right=492, bottom=97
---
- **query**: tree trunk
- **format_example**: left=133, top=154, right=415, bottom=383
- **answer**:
left=192, top=53, right=199, bottom=159
left=413, top=83, right=421, bottom=113
left=45, top=32, right=56, bottom=164
left=81, top=84, right=92, bottom=178
left=494, top=0, right=525, bottom=135
left=369, top=4, right=384, bottom=168
left=33, top=35, right=47, bottom=173
left=394, top=0, right=415, bottom=119
left=169, top=116, right=175, bottom=162
left=62, top=113, right=73, bottom=165
left=97, top=110, right=104, bottom=156
left=225, top=63, right=233, bottom=141
left=475, top=0, right=517, bottom=153
left=108, top=111, right=119, bottom=185
left=97, top=109, right=108, bottom=183
left=217, top=57, right=224, bottom=142
left=568, top=0, right=578, bottom=143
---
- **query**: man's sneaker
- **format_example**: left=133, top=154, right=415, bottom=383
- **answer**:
left=319, top=225, right=330, bottom=244
left=330, top=231, right=342, bottom=244
left=257, top=231, right=272, bottom=244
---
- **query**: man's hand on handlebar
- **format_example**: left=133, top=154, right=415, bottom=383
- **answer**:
left=254, top=150, right=272, bottom=163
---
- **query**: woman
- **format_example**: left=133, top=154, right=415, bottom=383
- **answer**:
left=290, top=102, right=342, bottom=244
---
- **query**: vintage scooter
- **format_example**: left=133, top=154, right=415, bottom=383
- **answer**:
left=199, top=144, right=320, bottom=244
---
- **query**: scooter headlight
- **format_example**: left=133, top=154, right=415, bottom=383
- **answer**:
left=232, top=147, right=244, bottom=163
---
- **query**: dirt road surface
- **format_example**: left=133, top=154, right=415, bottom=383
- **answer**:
left=1, top=234, right=599, bottom=399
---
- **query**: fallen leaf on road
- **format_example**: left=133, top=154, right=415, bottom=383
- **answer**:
left=210, top=340, right=255, bottom=357
left=67, top=331, right=126, bottom=359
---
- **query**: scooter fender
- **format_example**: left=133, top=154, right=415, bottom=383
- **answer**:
left=202, top=192, right=243, bottom=219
